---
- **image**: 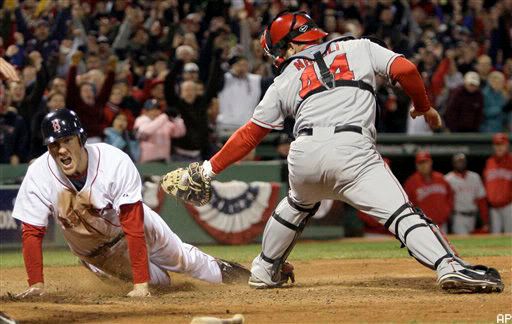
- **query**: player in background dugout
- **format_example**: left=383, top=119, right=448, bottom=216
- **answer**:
left=483, top=133, right=512, bottom=233
left=444, top=153, right=488, bottom=235
left=404, top=151, right=454, bottom=232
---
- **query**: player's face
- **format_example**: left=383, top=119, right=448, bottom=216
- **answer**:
left=453, top=158, right=466, bottom=172
left=493, top=143, right=509, bottom=157
left=416, top=160, right=432, bottom=176
left=48, top=135, right=87, bottom=176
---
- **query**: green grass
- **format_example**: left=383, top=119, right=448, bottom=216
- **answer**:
left=0, top=236, right=510, bottom=269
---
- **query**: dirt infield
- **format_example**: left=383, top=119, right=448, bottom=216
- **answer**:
left=1, top=256, right=511, bottom=323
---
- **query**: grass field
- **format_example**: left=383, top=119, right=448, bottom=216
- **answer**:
left=1, top=235, right=510, bottom=268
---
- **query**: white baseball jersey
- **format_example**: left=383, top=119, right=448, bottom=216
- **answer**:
left=12, top=142, right=222, bottom=285
left=444, top=171, right=486, bottom=212
left=12, top=143, right=142, bottom=256
left=251, top=38, right=401, bottom=136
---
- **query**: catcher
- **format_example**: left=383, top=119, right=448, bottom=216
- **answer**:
left=161, top=11, right=503, bottom=293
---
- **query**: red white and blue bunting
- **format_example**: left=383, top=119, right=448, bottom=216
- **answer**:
left=184, top=181, right=281, bottom=244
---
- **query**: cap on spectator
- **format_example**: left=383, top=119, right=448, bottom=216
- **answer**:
left=143, top=99, right=160, bottom=110
left=415, top=150, right=432, bottom=163
left=464, top=71, right=480, bottom=87
left=184, top=63, right=199, bottom=73
left=492, top=133, right=509, bottom=145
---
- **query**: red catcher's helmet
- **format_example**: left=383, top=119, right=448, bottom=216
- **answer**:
left=261, top=11, right=327, bottom=59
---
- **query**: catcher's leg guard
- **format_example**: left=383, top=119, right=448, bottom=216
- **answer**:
left=250, top=196, right=319, bottom=288
left=385, top=202, right=463, bottom=270
left=386, top=203, right=504, bottom=293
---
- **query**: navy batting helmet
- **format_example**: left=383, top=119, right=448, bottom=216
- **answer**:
left=41, top=109, right=87, bottom=145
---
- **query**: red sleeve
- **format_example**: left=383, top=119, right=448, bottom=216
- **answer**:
left=476, top=197, right=489, bottom=223
left=21, top=222, right=46, bottom=286
left=389, top=57, right=431, bottom=112
left=210, top=121, right=271, bottom=174
left=119, top=201, right=150, bottom=284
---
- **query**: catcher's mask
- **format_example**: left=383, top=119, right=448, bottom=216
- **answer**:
left=41, top=108, right=87, bottom=146
left=261, top=11, right=327, bottom=66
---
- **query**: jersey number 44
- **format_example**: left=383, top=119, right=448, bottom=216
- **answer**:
left=299, top=54, right=354, bottom=98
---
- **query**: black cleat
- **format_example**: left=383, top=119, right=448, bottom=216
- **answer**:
left=216, top=259, right=251, bottom=284
left=438, top=265, right=504, bottom=293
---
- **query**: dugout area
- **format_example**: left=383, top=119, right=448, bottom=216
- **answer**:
left=0, top=236, right=510, bottom=323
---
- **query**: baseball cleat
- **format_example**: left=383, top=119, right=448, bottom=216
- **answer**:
left=438, top=265, right=504, bottom=293
left=248, top=262, right=295, bottom=289
left=215, top=259, right=251, bottom=284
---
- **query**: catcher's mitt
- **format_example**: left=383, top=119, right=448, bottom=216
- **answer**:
left=160, top=162, right=212, bottom=206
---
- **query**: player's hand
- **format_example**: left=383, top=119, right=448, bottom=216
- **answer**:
left=15, top=282, right=45, bottom=299
left=410, top=106, right=442, bottom=129
left=127, top=282, right=151, bottom=297
left=0, top=57, right=20, bottom=82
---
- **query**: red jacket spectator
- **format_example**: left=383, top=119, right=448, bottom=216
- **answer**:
left=484, top=139, right=512, bottom=208
left=405, top=152, right=454, bottom=227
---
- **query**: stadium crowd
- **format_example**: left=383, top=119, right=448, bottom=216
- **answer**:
left=0, top=0, right=511, bottom=166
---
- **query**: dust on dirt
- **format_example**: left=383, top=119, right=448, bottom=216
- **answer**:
left=1, top=256, right=511, bottom=323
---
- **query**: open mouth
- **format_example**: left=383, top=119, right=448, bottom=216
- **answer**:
left=61, top=157, right=72, bottom=167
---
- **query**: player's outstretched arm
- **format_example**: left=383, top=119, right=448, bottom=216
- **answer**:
left=161, top=121, right=270, bottom=205
left=119, top=202, right=151, bottom=297
left=389, top=57, right=442, bottom=129
left=16, top=223, right=46, bottom=299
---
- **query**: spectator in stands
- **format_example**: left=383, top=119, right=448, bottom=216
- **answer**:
left=104, top=83, right=136, bottom=132
left=216, top=53, right=262, bottom=132
left=104, top=113, right=140, bottom=162
left=48, top=77, right=67, bottom=96
left=475, top=55, right=493, bottom=89
left=30, top=91, right=66, bottom=160
left=183, top=63, right=200, bottom=82
left=14, top=3, right=71, bottom=60
left=444, top=72, right=483, bottom=132
left=444, top=153, right=488, bottom=234
left=7, top=52, right=48, bottom=133
left=165, top=54, right=222, bottom=161
left=0, top=102, right=28, bottom=165
left=481, top=71, right=507, bottom=133
left=431, top=49, right=464, bottom=112
left=66, top=51, right=115, bottom=142
left=134, top=99, right=186, bottom=163
left=404, top=151, right=453, bottom=231
left=483, top=133, right=512, bottom=233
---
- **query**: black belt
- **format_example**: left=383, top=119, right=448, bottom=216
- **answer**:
left=88, top=233, right=125, bottom=258
left=297, top=125, right=362, bottom=137
left=456, top=211, right=477, bottom=217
